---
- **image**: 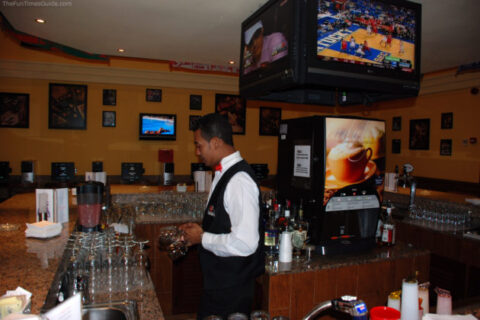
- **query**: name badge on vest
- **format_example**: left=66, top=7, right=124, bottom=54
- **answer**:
left=207, top=205, right=215, bottom=217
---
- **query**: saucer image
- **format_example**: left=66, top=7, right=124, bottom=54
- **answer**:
left=325, top=160, right=377, bottom=189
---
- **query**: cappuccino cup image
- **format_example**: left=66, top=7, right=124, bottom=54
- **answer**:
left=327, top=141, right=373, bottom=182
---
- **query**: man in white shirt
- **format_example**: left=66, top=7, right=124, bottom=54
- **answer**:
left=180, top=113, right=264, bottom=319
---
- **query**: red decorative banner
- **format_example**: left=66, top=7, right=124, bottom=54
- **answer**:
left=169, top=61, right=239, bottom=75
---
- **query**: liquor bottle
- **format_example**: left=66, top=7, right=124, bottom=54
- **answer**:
left=297, top=198, right=304, bottom=220
left=276, top=200, right=291, bottom=232
left=264, top=208, right=279, bottom=256
left=381, top=201, right=395, bottom=246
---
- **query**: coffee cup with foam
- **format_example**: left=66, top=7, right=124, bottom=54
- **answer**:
left=327, top=141, right=372, bottom=182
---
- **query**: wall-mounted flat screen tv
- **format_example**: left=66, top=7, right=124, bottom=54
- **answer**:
left=239, top=0, right=421, bottom=105
left=239, top=0, right=300, bottom=98
left=139, top=113, right=176, bottom=140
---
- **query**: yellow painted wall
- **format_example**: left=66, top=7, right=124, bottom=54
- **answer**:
left=1, top=30, right=479, bottom=182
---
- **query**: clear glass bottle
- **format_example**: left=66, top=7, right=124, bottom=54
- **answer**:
left=264, top=208, right=279, bottom=256
left=376, top=208, right=384, bottom=245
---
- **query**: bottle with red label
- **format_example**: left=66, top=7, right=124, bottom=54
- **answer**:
left=381, top=201, right=396, bottom=246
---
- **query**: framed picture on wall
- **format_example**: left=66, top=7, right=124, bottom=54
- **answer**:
left=103, top=89, right=116, bottom=106
left=409, top=118, right=430, bottom=150
left=189, top=115, right=201, bottom=131
left=440, top=139, right=452, bottom=156
left=189, top=95, right=202, bottom=110
left=102, top=111, right=116, bottom=127
left=0, top=92, right=29, bottom=128
left=259, top=107, right=281, bottom=136
left=392, top=139, right=401, bottom=154
left=441, top=112, right=453, bottom=129
left=146, top=88, right=162, bottom=102
left=49, top=83, right=87, bottom=130
left=215, top=93, right=246, bottom=134
left=392, top=116, right=401, bottom=131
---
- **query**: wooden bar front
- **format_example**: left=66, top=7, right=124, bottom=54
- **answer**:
left=257, top=244, right=430, bottom=320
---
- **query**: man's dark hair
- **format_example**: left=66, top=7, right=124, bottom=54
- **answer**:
left=193, top=113, right=234, bottom=146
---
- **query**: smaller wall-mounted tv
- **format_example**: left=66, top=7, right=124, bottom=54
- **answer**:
left=139, top=113, right=176, bottom=140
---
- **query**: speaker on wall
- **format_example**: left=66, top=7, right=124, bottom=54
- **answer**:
left=92, top=161, right=103, bottom=172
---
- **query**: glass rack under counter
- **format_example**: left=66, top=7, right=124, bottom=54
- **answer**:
left=41, top=229, right=163, bottom=320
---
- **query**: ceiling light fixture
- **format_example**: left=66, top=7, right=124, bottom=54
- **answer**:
left=117, top=48, right=125, bottom=53
left=228, top=60, right=235, bottom=65
left=35, top=18, right=46, bottom=24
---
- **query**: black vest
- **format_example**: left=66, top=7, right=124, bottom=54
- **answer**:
left=199, top=160, right=265, bottom=290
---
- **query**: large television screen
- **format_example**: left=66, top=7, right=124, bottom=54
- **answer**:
left=239, top=0, right=421, bottom=104
left=306, top=0, right=421, bottom=94
left=316, top=0, right=417, bottom=72
left=324, top=117, right=385, bottom=205
left=139, top=113, right=176, bottom=140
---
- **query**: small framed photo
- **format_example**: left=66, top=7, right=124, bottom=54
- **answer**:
left=440, top=139, right=452, bottom=156
left=102, top=111, right=116, bottom=127
left=392, top=116, right=401, bottom=131
left=392, top=139, right=401, bottom=154
left=49, top=83, right=87, bottom=130
left=0, top=92, right=29, bottom=128
left=190, top=95, right=202, bottom=110
left=189, top=115, right=201, bottom=131
left=259, top=107, right=281, bottom=136
left=215, top=93, right=246, bottom=135
left=409, top=118, right=430, bottom=150
left=146, top=88, right=162, bottom=102
left=103, top=89, right=116, bottom=106
left=441, top=112, right=453, bottom=129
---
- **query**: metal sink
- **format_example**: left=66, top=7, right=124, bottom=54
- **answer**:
left=82, top=301, right=137, bottom=320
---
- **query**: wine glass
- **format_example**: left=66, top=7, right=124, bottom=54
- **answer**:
left=133, top=239, right=150, bottom=289
left=134, top=239, right=150, bottom=269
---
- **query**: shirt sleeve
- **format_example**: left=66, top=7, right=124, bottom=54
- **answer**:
left=201, top=171, right=260, bottom=257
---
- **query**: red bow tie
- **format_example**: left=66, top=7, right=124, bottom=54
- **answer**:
left=214, top=163, right=222, bottom=172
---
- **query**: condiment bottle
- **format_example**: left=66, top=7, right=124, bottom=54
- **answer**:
left=381, top=201, right=395, bottom=246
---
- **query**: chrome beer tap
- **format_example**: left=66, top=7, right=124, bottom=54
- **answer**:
left=399, top=163, right=417, bottom=209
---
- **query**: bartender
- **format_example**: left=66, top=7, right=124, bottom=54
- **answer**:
left=179, top=113, right=264, bottom=319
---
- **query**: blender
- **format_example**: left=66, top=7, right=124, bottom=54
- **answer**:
left=76, top=181, right=104, bottom=232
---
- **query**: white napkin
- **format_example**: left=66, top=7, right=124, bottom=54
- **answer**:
left=423, top=314, right=477, bottom=320
left=110, top=223, right=128, bottom=234
left=25, top=221, right=62, bottom=238
left=1, top=287, right=33, bottom=318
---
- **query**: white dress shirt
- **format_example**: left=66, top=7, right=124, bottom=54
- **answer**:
left=201, top=151, right=260, bottom=257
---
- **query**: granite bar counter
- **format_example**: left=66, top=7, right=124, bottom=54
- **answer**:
left=0, top=192, right=163, bottom=319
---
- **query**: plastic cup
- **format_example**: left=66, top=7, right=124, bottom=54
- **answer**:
left=370, top=306, right=401, bottom=320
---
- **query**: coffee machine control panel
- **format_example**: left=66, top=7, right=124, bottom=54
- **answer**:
left=325, top=187, right=380, bottom=212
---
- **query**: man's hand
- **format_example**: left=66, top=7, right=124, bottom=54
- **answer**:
left=178, top=222, right=203, bottom=246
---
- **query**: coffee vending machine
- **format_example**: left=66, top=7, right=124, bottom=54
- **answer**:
left=277, top=116, right=386, bottom=255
